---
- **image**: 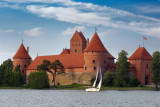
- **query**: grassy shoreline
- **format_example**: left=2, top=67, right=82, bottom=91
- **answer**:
left=0, top=85, right=158, bottom=90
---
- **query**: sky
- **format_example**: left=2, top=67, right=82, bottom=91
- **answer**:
left=0, top=0, right=160, bottom=64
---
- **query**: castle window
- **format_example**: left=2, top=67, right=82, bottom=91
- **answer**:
left=24, top=65, right=26, bottom=68
left=93, top=60, right=95, bottom=64
left=75, top=49, right=77, bottom=52
left=85, top=67, right=87, bottom=70
left=94, top=67, right=96, bottom=70
left=22, top=70, right=24, bottom=73
left=146, top=64, right=148, bottom=69
left=104, top=60, right=106, bottom=64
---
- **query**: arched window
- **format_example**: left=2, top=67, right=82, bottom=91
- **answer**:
left=93, top=60, right=95, bottom=64
left=94, top=67, right=96, bottom=70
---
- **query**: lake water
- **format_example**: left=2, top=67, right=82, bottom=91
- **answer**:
left=0, top=89, right=160, bottom=107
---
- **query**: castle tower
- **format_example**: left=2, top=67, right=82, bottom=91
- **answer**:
left=70, top=30, right=87, bottom=53
left=13, top=43, right=31, bottom=80
left=128, top=47, right=152, bottom=85
left=84, top=32, right=108, bottom=73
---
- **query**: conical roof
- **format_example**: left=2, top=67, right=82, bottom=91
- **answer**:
left=84, top=32, right=107, bottom=52
left=128, top=47, right=152, bottom=60
left=107, top=51, right=115, bottom=59
left=60, top=49, right=70, bottom=54
left=13, top=43, right=31, bottom=59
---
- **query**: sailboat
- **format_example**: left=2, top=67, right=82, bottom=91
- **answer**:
left=85, top=64, right=102, bottom=92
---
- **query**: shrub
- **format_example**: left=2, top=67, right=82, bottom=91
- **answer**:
left=8, top=71, right=24, bottom=87
left=71, top=83, right=79, bottom=87
left=28, top=71, right=49, bottom=89
left=103, top=71, right=115, bottom=87
left=130, top=78, right=141, bottom=87
left=90, top=77, right=99, bottom=86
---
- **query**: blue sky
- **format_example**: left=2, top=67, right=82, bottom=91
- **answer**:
left=0, top=0, right=160, bottom=64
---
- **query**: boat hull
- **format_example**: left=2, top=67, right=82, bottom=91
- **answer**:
left=85, top=88, right=100, bottom=92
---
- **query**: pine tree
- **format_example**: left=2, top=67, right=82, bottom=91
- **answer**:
left=115, top=50, right=130, bottom=87
left=151, top=51, right=160, bottom=90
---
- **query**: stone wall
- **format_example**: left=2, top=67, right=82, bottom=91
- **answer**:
left=26, top=67, right=96, bottom=86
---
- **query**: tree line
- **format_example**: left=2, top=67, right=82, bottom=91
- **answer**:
left=0, top=50, right=160, bottom=89
left=0, top=59, right=23, bottom=87
left=101, top=50, right=160, bottom=90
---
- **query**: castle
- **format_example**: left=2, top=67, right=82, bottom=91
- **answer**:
left=13, top=30, right=152, bottom=85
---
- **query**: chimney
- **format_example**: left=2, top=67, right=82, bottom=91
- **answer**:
left=27, top=46, right=29, bottom=53
left=87, top=38, right=89, bottom=46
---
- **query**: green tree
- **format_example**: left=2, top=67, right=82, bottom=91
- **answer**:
left=103, top=70, right=115, bottom=87
left=28, top=71, right=49, bottom=89
left=9, top=65, right=24, bottom=87
left=13, top=65, right=20, bottom=72
left=130, top=78, right=141, bottom=87
left=37, top=59, right=65, bottom=86
left=151, top=51, right=160, bottom=90
left=8, top=71, right=24, bottom=87
left=115, top=50, right=130, bottom=87
left=37, top=60, right=51, bottom=72
left=0, top=59, right=13, bottom=86
left=50, top=60, right=65, bottom=86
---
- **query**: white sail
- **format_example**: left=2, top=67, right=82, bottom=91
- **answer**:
left=85, top=64, right=102, bottom=92
left=93, top=64, right=99, bottom=87
left=97, top=67, right=102, bottom=89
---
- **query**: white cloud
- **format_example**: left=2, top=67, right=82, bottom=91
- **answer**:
left=62, top=26, right=85, bottom=36
left=24, top=27, right=45, bottom=36
left=0, top=29, right=14, bottom=33
left=26, top=5, right=160, bottom=38
left=100, top=29, right=119, bottom=37
left=137, top=5, right=160, bottom=13
left=26, top=5, right=110, bottom=26
left=2, top=0, right=160, bottom=38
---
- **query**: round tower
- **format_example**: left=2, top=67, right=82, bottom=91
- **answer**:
left=84, top=32, right=108, bottom=73
left=13, top=43, right=31, bottom=79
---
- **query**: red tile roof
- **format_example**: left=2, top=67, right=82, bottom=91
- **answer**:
left=27, top=53, right=84, bottom=70
left=107, top=51, right=115, bottom=59
left=71, top=30, right=86, bottom=42
left=79, top=31, right=86, bottom=42
left=128, top=47, right=152, bottom=60
left=13, top=43, right=31, bottom=59
left=84, top=32, right=107, bottom=52
left=60, top=49, right=70, bottom=54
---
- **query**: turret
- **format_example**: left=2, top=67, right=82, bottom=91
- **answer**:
left=84, top=32, right=108, bottom=73
left=70, top=30, right=87, bottom=53
left=128, top=47, right=152, bottom=85
left=13, top=43, right=31, bottom=80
